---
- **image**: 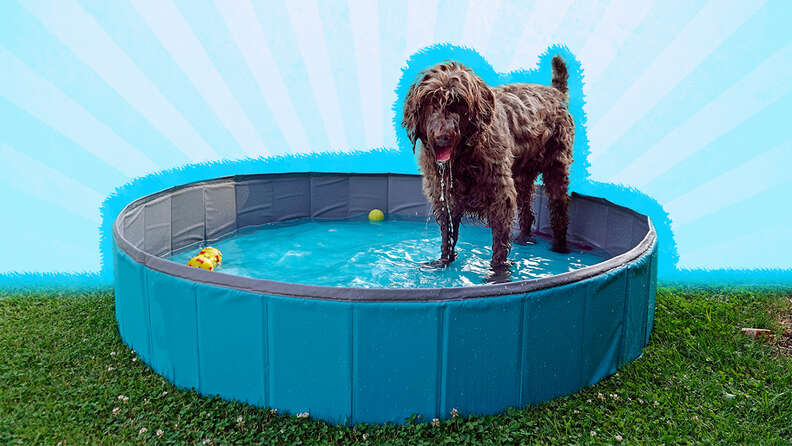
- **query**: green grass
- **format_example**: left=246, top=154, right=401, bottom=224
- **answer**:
left=1, top=287, right=791, bottom=445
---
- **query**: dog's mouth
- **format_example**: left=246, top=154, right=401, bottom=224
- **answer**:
left=434, top=143, right=453, bottom=162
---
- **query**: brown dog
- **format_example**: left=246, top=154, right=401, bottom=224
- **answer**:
left=402, top=56, right=574, bottom=276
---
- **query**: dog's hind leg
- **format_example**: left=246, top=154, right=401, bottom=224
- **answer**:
left=488, top=211, right=515, bottom=283
left=513, top=160, right=541, bottom=245
left=542, top=160, right=570, bottom=253
left=488, top=191, right=516, bottom=270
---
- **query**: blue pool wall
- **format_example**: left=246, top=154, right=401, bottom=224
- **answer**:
left=114, top=240, right=657, bottom=425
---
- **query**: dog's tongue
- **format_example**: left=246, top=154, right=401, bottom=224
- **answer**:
left=436, top=145, right=452, bottom=162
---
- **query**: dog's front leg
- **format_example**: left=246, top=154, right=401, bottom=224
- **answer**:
left=425, top=210, right=460, bottom=269
left=444, top=213, right=461, bottom=261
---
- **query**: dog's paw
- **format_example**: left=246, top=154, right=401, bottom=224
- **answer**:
left=551, top=243, right=570, bottom=254
left=485, top=263, right=512, bottom=284
left=513, top=232, right=536, bottom=246
left=420, top=258, right=452, bottom=270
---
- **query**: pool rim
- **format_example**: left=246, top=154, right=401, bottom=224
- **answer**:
left=113, top=172, right=656, bottom=302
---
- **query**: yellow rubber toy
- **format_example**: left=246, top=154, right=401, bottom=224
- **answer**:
left=199, top=247, right=222, bottom=265
left=368, top=209, right=385, bottom=222
left=187, top=254, right=216, bottom=271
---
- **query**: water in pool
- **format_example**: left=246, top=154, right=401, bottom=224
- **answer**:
left=169, top=219, right=609, bottom=288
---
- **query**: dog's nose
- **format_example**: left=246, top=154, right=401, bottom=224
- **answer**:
left=435, top=135, right=452, bottom=146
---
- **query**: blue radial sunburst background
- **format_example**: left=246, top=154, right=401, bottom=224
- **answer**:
left=1, top=0, right=790, bottom=287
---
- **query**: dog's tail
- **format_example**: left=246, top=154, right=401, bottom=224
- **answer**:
left=551, top=55, right=569, bottom=95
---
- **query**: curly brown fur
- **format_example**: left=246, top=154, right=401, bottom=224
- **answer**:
left=402, top=56, right=575, bottom=274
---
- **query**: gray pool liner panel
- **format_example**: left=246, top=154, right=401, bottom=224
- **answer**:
left=113, top=172, right=655, bottom=301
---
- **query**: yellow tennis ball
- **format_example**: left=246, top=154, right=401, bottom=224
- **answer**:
left=368, top=209, right=385, bottom=222
left=187, top=255, right=216, bottom=271
left=199, top=247, right=222, bottom=264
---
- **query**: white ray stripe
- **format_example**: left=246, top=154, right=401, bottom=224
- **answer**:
left=284, top=0, right=348, bottom=151
left=666, top=139, right=792, bottom=228
left=611, top=42, right=792, bottom=188
left=578, top=0, right=655, bottom=86
left=0, top=46, right=156, bottom=177
left=21, top=0, right=218, bottom=164
left=463, top=0, right=502, bottom=54
left=130, top=0, right=267, bottom=158
left=0, top=143, right=103, bottom=223
left=588, top=0, right=766, bottom=161
left=348, top=0, right=383, bottom=149
left=405, top=0, right=439, bottom=57
left=508, top=0, right=575, bottom=70
left=213, top=0, right=310, bottom=154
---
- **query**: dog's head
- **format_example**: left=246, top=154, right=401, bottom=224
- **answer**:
left=402, top=62, right=495, bottom=162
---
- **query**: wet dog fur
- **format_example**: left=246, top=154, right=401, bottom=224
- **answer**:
left=402, top=56, right=574, bottom=277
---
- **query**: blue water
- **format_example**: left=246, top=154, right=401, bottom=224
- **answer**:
left=169, top=219, right=609, bottom=288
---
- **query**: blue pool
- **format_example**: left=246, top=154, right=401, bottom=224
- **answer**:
left=113, top=173, right=657, bottom=424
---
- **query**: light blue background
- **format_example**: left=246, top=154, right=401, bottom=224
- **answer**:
left=1, top=0, right=790, bottom=286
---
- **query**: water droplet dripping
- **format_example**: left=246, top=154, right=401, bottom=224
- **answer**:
left=437, top=161, right=454, bottom=250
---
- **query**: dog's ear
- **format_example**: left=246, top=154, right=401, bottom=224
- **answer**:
left=402, top=80, right=426, bottom=153
left=469, top=74, right=495, bottom=130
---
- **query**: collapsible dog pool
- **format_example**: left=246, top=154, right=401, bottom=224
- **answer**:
left=113, top=173, right=657, bottom=424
